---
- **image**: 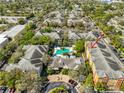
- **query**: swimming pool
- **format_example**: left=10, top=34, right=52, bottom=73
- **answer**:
left=55, top=48, right=72, bottom=55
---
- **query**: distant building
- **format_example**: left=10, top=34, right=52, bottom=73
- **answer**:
left=96, top=91, right=123, bottom=93
left=35, top=31, right=60, bottom=40
left=68, top=31, right=96, bottom=41
left=43, top=11, right=64, bottom=27
left=43, top=18, right=64, bottom=27
left=0, top=0, right=15, bottom=2
left=78, top=31, right=96, bottom=40
left=36, top=30, right=96, bottom=43
left=42, top=32, right=60, bottom=40
left=97, top=0, right=122, bottom=3
left=67, top=18, right=84, bottom=27
left=85, top=39, right=124, bottom=90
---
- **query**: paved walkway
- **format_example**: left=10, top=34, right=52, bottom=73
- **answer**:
left=45, top=82, right=78, bottom=93
left=48, top=74, right=70, bottom=84
left=47, top=74, right=80, bottom=93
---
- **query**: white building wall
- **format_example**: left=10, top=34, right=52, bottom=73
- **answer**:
left=0, top=35, right=9, bottom=48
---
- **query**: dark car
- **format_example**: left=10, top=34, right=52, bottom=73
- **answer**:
left=4, top=88, right=15, bottom=93
left=0, top=87, right=7, bottom=93
left=68, top=79, right=78, bottom=87
left=0, top=60, right=7, bottom=68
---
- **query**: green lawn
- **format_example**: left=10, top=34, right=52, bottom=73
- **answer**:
left=48, top=86, right=68, bottom=93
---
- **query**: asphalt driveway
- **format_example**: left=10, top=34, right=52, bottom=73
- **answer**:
left=45, top=82, right=78, bottom=93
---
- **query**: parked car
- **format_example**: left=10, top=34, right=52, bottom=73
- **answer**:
left=68, top=79, right=78, bottom=87
left=5, top=89, right=10, bottom=93
left=0, top=87, right=7, bottom=93
left=9, top=88, right=15, bottom=93
left=0, top=60, right=7, bottom=69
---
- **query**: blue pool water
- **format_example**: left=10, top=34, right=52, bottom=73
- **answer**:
left=55, top=48, right=71, bottom=55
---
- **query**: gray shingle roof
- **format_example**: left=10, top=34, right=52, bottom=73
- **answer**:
left=35, top=31, right=42, bottom=37
left=50, top=57, right=84, bottom=70
left=2, top=25, right=25, bottom=38
left=5, top=64, right=21, bottom=72
left=78, top=32, right=96, bottom=40
left=68, top=31, right=80, bottom=40
left=89, top=39, right=124, bottom=79
left=24, top=45, right=48, bottom=59
left=42, top=32, right=60, bottom=40
left=35, top=31, right=60, bottom=40
left=96, top=70, right=106, bottom=78
left=18, top=58, right=41, bottom=71
left=5, top=45, right=48, bottom=75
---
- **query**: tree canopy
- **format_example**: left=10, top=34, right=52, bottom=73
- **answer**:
left=120, top=83, right=124, bottom=92
left=41, top=27, right=53, bottom=33
left=84, top=73, right=94, bottom=88
left=95, top=82, right=106, bottom=92
left=30, top=35, right=52, bottom=45
left=49, top=85, right=68, bottom=93
left=18, top=18, right=25, bottom=25
left=74, top=39, right=85, bottom=53
left=0, top=69, right=46, bottom=92
left=25, top=22, right=37, bottom=31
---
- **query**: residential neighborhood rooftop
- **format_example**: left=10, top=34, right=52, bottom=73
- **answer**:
left=5, top=45, right=48, bottom=75
left=49, top=57, right=84, bottom=70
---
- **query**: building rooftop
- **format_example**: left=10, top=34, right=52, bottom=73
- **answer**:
left=78, top=31, right=96, bottom=40
left=89, top=39, right=124, bottom=79
left=2, top=25, right=25, bottom=38
left=97, top=0, right=122, bottom=3
left=0, top=34, right=8, bottom=44
left=0, top=38, right=8, bottom=45
left=24, top=45, right=48, bottom=59
left=68, top=31, right=80, bottom=40
left=18, top=58, right=43, bottom=71
left=0, top=16, right=25, bottom=18
left=42, top=32, right=60, bottom=40
left=49, top=57, right=84, bottom=70
left=35, top=31, right=60, bottom=40
left=5, top=45, right=48, bottom=74
left=0, top=34, right=8, bottom=48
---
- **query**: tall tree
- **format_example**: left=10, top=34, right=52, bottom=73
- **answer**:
left=95, top=82, right=106, bottom=92
left=74, top=39, right=85, bottom=53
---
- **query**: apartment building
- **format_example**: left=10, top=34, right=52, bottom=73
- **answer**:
left=2, top=25, right=25, bottom=40
left=85, top=39, right=124, bottom=90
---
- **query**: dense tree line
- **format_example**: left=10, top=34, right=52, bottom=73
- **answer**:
left=0, top=69, right=48, bottom=92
